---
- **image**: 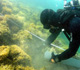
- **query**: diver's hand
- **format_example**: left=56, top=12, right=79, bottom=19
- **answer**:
left=51, top=59, right=55, bottom=63
left=50, top=52, right=55, bottom=63
left=50, top=52, right=59, bottom=63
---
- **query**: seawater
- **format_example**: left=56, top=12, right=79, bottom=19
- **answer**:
left=9, top=0, right=80, bottom=53
left=1, top=0, right=79, bottom=69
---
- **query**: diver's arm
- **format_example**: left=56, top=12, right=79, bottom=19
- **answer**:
left=63, top=31, right=70, bottom=41
left=45, top=29, right=61, bottom=46
left=56, top=39, right=79, bottom=62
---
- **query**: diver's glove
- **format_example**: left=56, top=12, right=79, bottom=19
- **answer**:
left=50, top=52, right=59, bottom=63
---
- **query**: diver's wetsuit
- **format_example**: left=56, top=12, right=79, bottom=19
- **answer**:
left=46, top=11, right=80, bottom=62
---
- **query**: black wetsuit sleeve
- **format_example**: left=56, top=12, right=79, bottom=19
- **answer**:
left=45, top=29, right=61, bottom=45
left=57, top=39, right=79, bottom=62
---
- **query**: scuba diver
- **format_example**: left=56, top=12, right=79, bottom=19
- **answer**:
left=40, top=0, right=80, bottom=63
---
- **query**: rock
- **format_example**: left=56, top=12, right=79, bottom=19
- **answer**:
left=0, top=45, right=10, bottom=61
left=9, top=45, right=31, bottom=66
left=0, top=45, right=32, bottom=70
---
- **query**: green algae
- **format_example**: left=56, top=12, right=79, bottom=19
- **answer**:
left=0, top=0, right=79, bottom=70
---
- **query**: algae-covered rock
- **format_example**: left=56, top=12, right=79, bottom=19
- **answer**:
left=10, top=45, right=31, bottom=66
left=0, top=20, right=10, bottom=34
left=12, top=30, right=32, bottom=46
left=5, top=14, right=23, bottom=33
left=0, top=45, right=10, bottom=61
left=0, top=64, right=15, bottom=70
left=0, top=64, right=35, bottom=70
left=0, top=20, right=14, bottom=45
left=13, top=30, right=32, bottom=40
left=15, top=66, right=35, bottom=70
left=0, top=45, right=32, bottom=70
left=0, top=45, right=31, bottom=66
left=2, top=7, right=12, bottom=15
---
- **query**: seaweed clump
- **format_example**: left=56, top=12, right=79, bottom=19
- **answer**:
left=1, top=0, right=13, bottom=14
left=4, top=15, right=23, bottom=33
left=13, top=30, right=32, bottom=47
left=2, top=7, right=12, bottom=15
left=0, top=65, right=35, bottom=70
left=0, top=20, right=15, bottom=45
left=0, top=45, right=35, bottom=70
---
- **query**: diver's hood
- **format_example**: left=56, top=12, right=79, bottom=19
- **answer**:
left=50, top=13, right=60, bottom=27
left=40, top=9, right=58, bottom=29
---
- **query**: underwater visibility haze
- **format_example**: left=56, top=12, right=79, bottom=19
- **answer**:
left=0, top=0, right=80, bottom=70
